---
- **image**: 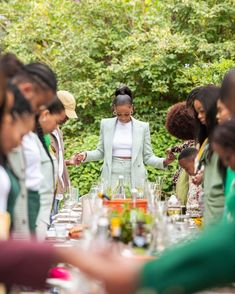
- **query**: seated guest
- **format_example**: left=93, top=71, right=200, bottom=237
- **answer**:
left=178, top=148, right=203, bottom=217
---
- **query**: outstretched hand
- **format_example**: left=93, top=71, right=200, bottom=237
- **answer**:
left=192, top=170, right=204, bottom=186
left=65, top=152, right=86, bottom=166
left=65, top=245, right=143, bottom=294
left=164, top=149, right=175, bottom=166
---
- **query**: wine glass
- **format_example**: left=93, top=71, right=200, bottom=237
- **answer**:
left=64, top=189, right=76, bottom=228
left=155, top=176, right=164, bottom=201
left=146, top=182, right=156, bottom=213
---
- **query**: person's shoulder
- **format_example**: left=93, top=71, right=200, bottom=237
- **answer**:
left=101, top=117, right=115, bottom=122
left=132, top=117, right=148, bottom=128
left=101, top=117, right=116, bottom=125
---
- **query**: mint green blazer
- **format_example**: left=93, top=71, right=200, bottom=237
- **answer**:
left=84, top=117, right=165, bottom=189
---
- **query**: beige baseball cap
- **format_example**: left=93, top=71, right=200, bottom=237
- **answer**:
left=57, top=90, right=78, bottom=119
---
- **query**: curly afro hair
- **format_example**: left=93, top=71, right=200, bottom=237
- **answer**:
left=165, top=102, right=196, bottom=140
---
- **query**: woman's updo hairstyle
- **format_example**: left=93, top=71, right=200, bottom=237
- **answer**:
left=113, top=84, right=133, bottom=108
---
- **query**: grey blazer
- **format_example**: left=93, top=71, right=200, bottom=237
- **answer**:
left=84, top=117, right=165, bottom=189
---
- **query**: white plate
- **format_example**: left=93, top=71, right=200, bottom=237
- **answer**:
left=72, top=207, right=82, bottom=212
left=47, top=229, right=56, bottom=238
left=54, top=217, right=78, bottom=223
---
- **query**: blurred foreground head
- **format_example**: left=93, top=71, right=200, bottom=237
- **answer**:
left=0, top=53, right=57, bottom=111
left=220, top=68, right=235, bottom=115
left=212, top=119, right=235, bottom=171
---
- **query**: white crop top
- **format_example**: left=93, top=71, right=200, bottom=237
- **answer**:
left=112, top=120, right=132, bottom=157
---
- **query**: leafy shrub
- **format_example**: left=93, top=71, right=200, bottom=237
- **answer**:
left=1, top=0, right=234, bottom=195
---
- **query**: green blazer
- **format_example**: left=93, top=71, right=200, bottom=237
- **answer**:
left=139, top=219, right=235, bottom=294
left=203, top=152, right=225, bottom=226
left=138, top=186, right=235, bottom=294
left=84, top=117, right=165, bottom=189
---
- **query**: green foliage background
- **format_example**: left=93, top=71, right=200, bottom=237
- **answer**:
left=0, top=0, right=235, bottom=195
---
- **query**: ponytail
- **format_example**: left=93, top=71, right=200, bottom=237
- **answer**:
left=112, top=84, right=133, bottom=108
left=35, top=117, right=55, bottom=189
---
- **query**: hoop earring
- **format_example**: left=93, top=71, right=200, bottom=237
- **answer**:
left=113, top=111, right=117, bottom=115
left=130, top=111, right=133, bottom=115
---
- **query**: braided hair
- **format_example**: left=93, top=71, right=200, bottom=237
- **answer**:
left=0, top=53, right=57, bottom=92
left=35, top=116, right=55, bottom=189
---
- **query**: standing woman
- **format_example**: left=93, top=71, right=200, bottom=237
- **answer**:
left=2, top=86, right=34, bottom=230
left=36, top=99, right=66, bottom=240
left=187, top=85, right=225, bottom=226
left=74, top=85, right=174, bottom=190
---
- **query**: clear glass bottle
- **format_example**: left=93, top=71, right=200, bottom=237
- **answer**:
left=96, top=216, right=109, bottom=241
left=113, top=175, right=126, bottom=199
left=131, top=188, right=138, bottom=208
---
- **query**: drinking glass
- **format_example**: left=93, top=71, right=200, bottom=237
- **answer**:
left=146, top=182, right=156, bottom=213
left=63, top=189, right=77, bottom=228
left=155, top=176, right=164, bottom=201
left=156, top=200, right=168, bottom=218
left=54, top=223, right=67, bottom=240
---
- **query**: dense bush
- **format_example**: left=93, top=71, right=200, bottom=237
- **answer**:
left=0, top=0, right=234, bottom=195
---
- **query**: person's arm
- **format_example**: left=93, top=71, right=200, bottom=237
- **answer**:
left=66, top=221, right=235, bottom=294
left=69, top=120, right=105, bottom=165
left=83, top=119, right=105, bottom=162
left=0, top=241, right=92, bottom=290
left=142, top=123, right=166, bottom=169
left=139, top=221, right=235, bottom=294
left=0, top=241, right=57, bottom=289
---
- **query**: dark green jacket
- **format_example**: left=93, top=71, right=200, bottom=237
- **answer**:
left=139, top=220, right=235, bottom=294
left=203, top=152, right=225, bottom=226
left=138, top=188, right=235, bottom=294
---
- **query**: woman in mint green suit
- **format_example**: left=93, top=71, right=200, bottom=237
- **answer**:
left=76, top=85, right=174, bottom=190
